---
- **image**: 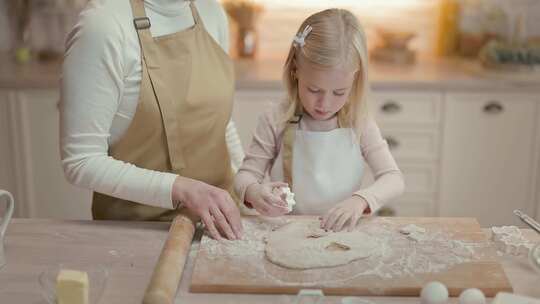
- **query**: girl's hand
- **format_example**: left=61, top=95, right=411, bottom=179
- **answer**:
left=320, top=196, right=369, bottom=232
left=245, top=182, right=290, bottom=217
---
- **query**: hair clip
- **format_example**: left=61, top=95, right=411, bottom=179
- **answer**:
left=293, top=25, right=313, bottom=48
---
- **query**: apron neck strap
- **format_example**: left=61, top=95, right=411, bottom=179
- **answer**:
left=282, top=123, right=296, bottom=188
left=130, top=0, right=160, bottom=68
left=282, top=101, right=303, bottom=186
left=188, top=0, right=203, bottom=26
left=130, top=0, right=203, bottom=68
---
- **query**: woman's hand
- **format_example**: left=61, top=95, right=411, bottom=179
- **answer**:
left=172, top=176, right=243, bottom=241
left=245, top=182, right=290, bottom=217
left=320, top=196, right=369, bottom=232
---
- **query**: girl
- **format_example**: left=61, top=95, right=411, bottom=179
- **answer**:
left=234, top=8, right=405, bottom=232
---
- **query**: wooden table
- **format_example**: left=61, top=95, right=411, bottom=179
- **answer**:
left=1, top=219, right=539, bottom=303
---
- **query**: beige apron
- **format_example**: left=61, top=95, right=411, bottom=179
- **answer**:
left=92, top=0, right=235, bottom=221
left=270, top=108, right=365, bottom=215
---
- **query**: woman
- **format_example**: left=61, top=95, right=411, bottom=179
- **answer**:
left=60, top=0, right=243, bottom=240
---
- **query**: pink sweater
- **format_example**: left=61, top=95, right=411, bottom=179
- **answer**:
left=234, top=101, right=405, bottom=214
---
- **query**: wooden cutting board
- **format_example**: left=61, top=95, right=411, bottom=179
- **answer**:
left=190, top=216, right=513, bottom=296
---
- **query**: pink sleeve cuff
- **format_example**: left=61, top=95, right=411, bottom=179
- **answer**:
left=353, top=190, right=381, bottom=215
left=234, top=172, right=259, bottom=207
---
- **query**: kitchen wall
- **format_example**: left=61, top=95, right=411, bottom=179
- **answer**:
left=248, top=0, right=439, bottom=60
left=0, top=0, right=86, bottom=55
left=244, top=0, right=540, bottom=61
left=3, top=0, right=540, bottom=56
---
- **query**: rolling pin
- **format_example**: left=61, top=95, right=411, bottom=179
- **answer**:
left=143, top=214, right=197, bottom=304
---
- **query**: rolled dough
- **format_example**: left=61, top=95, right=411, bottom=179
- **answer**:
left=265, top=220, right=379, bottom=269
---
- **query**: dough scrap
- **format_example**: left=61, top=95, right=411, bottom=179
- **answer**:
left=491, top=225, right=533, bottom=256
left=399, top=224, right=427, bottom=242
left=273, top=187, right=296, bottom=213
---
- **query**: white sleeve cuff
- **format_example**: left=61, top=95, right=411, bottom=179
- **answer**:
left=160, top=172, right=179, bottom=209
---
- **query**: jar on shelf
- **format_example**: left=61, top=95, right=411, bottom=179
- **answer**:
left=434, top=0, right=460, bottom=57
left=29, top=0, right=85, bottom=62
left=7, top=0, right=32, bottom=64
left=480, top=0, right=507, bottom=42
left=222, top=0, right=264, bottom=59
left=457, top=0, right=486, bottom=57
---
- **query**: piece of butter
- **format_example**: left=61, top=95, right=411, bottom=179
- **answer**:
left=56, top=269, right=89, bottom=304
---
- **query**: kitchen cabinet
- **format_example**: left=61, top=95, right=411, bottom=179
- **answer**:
left=439, top=93, right=539, bottom=227
left=2, top=57, right=539, bottom=225
left=371, top=91, right=442, bottom=216
left=0, top=90, right=29, bottom=217
left=0, top=89, right=92, bottom=219
left=0, top=91, right=15, bottom=214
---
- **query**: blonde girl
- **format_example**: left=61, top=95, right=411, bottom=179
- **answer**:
left=234, top=9, right=404, bottom=232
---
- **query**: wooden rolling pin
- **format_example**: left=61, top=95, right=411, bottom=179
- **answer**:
left=143, top=214, right=197, bottom=304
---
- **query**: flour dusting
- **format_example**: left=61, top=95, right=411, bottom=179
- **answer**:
left=200, top=217, right=486, bottom=285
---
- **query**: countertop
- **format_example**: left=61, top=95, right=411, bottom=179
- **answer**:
left=234, top=57, right=540, bottom=92
left=1, top=218, right=539, bottom=303
left=2, top=54, right=540, bottom=92
left=0, top=56, right=62, bottom=90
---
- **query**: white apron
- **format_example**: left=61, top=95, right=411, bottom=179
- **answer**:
left=270, top=112, right=365, bottom=215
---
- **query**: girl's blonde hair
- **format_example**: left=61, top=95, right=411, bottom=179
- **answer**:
left=282, top=8, right=370, bottom=132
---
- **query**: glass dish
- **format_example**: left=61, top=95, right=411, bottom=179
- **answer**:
left=38, top=262, right=108, bottom=304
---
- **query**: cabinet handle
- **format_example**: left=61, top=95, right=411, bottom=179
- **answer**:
left=381, top=101, right=402, bottom=114
left=385, top=136, right=400, bottom=150
left=483, top=101, right=504, bottom=114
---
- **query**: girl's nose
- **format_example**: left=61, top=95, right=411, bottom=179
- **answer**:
left=318, top=94, right=330, bottom=108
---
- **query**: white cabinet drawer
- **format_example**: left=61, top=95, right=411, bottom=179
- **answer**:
left=400, top=164, right=438, bottom=195
left=372, top=91, right=442, bottom=125
left=362, top=163, right=437, bottom=196
left=380, top=128, right=439, bottom=161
